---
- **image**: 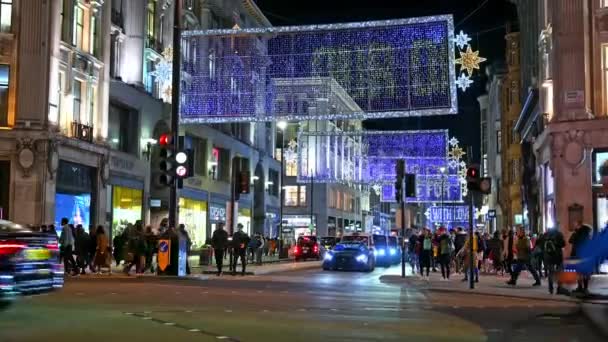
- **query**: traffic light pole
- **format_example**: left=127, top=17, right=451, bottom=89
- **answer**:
left=467, top=146, right=474, bottom=290
left=401, top=188, right=406, bottom=278
left=168, top=0, right=182, bottom=229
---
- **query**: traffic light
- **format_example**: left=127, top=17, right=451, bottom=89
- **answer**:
left=238, top=171, right=250, bottom=194
left=405, top=174, right=416, bottom=198
left=395, top=160, right=405, bottom=203
left=159, top=133, right=175, bottom=186
left=466, top=164, right=491, bottom=194
left=174, top=149, right=192, bottom=179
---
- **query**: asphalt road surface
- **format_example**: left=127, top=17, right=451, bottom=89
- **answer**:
left=0, top=265, right=603, bottom=342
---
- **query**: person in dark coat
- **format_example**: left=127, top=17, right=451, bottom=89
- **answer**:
left=537, top=228, right=566, bottom=294
left=231, top=223, right=250, bottom=275
left=74, top=225, right=91, bottom=275
left=569, top=222, right=592, bottom=293
left=211, top=222, right=229, bottom=276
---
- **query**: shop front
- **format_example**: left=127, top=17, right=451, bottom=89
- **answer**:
left=593, top=149, right=608, bottom=232
left=110, top=184, right=143, bottom=237
left=237, top=206, right=252, bottom=235
left=54, top=160, right=96, bottom=237
left=179, top=196, right=208, bottom=248
left=283, top=215, right=316, bottom=240
left=209, top=202, right=227, bottom=233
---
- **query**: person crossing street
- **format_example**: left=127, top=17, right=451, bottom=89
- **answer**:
left=507, top=226, right=541, bottom=287
left=231, top=224, right=250, bottom=276
left=211, top=223, right=229, bottom=276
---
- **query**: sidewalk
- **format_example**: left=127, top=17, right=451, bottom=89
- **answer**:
left=382, top=269, right=608, bottom=303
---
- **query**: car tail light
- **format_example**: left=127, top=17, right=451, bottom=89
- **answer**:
left=295, top=246, right=300, bottom=255
left=313, top=245, right=319, bottom=252
left=46, top=241, right=59, bottom=251
left=0, top=240, right=27, bottom=256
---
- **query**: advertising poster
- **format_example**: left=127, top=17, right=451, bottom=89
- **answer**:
left=54, top=193, right=91, bottom=237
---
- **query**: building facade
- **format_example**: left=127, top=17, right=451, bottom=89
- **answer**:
left=479, top=62, right=507, bottom=233
left=500, top=31, right=524, bottom=230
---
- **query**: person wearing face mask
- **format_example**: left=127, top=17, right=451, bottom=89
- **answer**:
left=231, top=223, right=250, bottom=276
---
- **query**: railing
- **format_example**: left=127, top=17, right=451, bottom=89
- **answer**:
left=71, top=121, right=94, bottom=143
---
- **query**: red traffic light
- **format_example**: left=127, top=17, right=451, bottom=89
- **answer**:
left=466, top=166, right=479, bottom=179
left=159, top=133, right=172, bottom=146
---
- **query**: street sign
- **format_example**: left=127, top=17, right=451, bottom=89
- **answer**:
left=487, top=209, right=496, bottom=218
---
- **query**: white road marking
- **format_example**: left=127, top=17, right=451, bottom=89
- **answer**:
left=143, top=317, right=153, bottom=320
left=363, top=307, right=401, bottom=312
left=185, top=310, right=193, bottom=313
left=486, top=329, right=502, bottom=333
left=217, top=336, right=229, bottom=340
left=262, top=310, right=269, bottom=313
left=452, top=306, right=460, bottom=309
left=124, top=312, right=134, bottom=315
left=164, top=322, right=175, bottom=326
left=188, top=329, right=200, bottom=332
left=225, top=309, right=232, bottom=313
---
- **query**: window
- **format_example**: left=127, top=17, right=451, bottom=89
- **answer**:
left=285, top=159, right=297, bottom=176
left=0, top=0, right=11, bottom=33
left=603, top=45, right=608, bottom=115
left=268, top=170, right=279, bottom=196
left=511, top=120, right=519, bottom=143
left=0, top=64, right=8, bottom=127
left=284, top=186, right=306, bottom=206
left=604, top=0, right=608, bottom=7
left=108, top=103, right=139, bottom=155
left=497, top=129, right=502, bottom=153
left=73, top=6, right=84, bottom=49
left=110, top=33, right=122, bottom=78
left=511, top=158, right=520, bottom=184
left=73, top=80, right=82, bottom=122
left=88, top=86, right=96, bottom=125
left=90, top=15, right=98, bottom=56
left=193, top=137, right=207, bottom=177
left=146, top=0, right=156, bottom=49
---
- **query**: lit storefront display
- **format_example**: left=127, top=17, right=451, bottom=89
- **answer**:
left=284, top=215, right=316, bottom=239
left=210, top=202, right=227, bottom=232
left=111, top=185, right=143, bottom=236
left=55, top=161, right=95, bottom=237
left=543, top=163, right=556, bottom=232
left=179, top=197, right=208, bottom=248
left=237, top=207, right=251, bottom=235
left=593, top=150, right=608, bottom=232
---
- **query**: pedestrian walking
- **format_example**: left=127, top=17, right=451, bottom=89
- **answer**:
left=507, top=226, right=541, bottom=286
left=569, top=221, right=592, bottom=295
left=88, top=225, right=97, bottom=273
left=536, top=228, right=566, bottom=294
left=419, top=229, right=432, bottom=279
left=59, top=218, right=77, bottom=276
left=211, top=223, right=229, bottom=276
left=408, top=231, right=419, bottom=274
left=232, top=223, right=250, bottom=275
left=459, top=231, right=479, bottom=283
left=488, top=231, right=504, bottom=275
left=438, top=228, right=452, bottom=280
left=144, top=225, right=157, bottom=273
left=93, top=225, right=111, bottom=274
left=74, top=225, right=91, bottom=275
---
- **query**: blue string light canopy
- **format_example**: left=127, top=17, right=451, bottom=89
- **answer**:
left=180, top=15, right=458, bottom=123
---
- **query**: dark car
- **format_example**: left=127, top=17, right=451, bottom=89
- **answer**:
left=322, top=239, right=375, bottom=272
left=294, top=236, right=319, bottom=261
left=0, top=220, right=63, bottom=309
left=387, top=236, right=401, bottom=265
left=373, top=234, right=391, bottom=267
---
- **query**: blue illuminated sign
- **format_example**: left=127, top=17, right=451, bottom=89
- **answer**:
left=180, top=16, right=457, bottom=123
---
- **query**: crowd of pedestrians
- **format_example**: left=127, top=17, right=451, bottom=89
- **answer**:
left=406, top=221, right=595, bottom=296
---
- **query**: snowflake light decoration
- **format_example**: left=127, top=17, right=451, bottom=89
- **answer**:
left=453, top=30, right=471, bottom=50
left=456, top=73, right=474, bottom=91
left=372, top=184, right=382, bottom=195
left=448, top=137, right=459, bottom=147
left=455, top=46, right=487, bottom=76
left=151, top=46, right=174, bottom=103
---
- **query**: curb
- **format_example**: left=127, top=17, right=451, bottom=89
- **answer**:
left=425, top=287, right=577, bottom=304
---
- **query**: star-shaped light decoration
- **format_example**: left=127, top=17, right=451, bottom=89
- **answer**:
left=449, top=146, right=466, bottom=160
left=453, top=30, right=471, bottom=50
left=424, top=208, right=432, bottom=219
left=372, top=184, right=382, bottom=195
left=455, top=46, right=487, bottom=76
left=456, top=73, right=474, bottom=91
left=449, top=137, right=460, bottom=147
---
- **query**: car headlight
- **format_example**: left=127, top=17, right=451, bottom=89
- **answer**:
left=324, top=253, right=333, bottom=261
left=377, top=249, right=386, bottom=256
left=355, top=254, right=368, bottom=263
left=389, top=248, right=397, bottom=256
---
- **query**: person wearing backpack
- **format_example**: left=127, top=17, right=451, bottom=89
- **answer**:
left=437, top=228, right=452, bottom=280
left=537, top=228, right=566, bottom=294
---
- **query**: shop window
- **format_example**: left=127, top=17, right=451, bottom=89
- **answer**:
left=73, top=5, right=84, bottom=49
left=192, top=137, right=207, bottom=177
left=90, top=15, right=98, bottom=56
left=0, top=0, right=11, bottom=33
left=179, top=197, right=208, bottom=248
left=110, top=33, right=122, bottom=78
left=88, top=86, right=96, bottom=126
left=0, top=64, right=8, bottom=127
left=545, top=163, right=554, bottom=196
left=604, top=0, right=608, bottom=7
left=146, top=0, right=158, bottom=50
left=497, top=129, right=502, bottom=153
left=112, top=186, right=143, bottom=237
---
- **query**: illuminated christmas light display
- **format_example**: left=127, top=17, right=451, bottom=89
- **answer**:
left=425, top=204, right=475, bottom=228
left=452, top=31, right=486, bottom=92
left=180, top=15, right=457, bottom=123
left=151, top=47, right=174, bottom=103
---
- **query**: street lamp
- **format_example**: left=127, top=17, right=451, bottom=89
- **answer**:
left=277, top=121, right=287, bottom=258
left=439, top=166, right=446, bottom=226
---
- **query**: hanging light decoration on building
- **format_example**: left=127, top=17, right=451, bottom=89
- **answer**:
left=453, top=31, right=486, bottom=92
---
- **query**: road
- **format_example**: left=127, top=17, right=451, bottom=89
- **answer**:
left=0, top=265, right=603, bottom=342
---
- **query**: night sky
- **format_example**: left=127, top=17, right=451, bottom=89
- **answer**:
left=255, top=0, right=517, bottom=162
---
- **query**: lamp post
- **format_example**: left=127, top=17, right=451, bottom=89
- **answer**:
left=277, top=120, right=287, bottom=258
left=439, top=166, right=446, bottom=226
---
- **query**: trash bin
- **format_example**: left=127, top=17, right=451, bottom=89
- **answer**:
left=199, top=247, right=212, bottom=266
